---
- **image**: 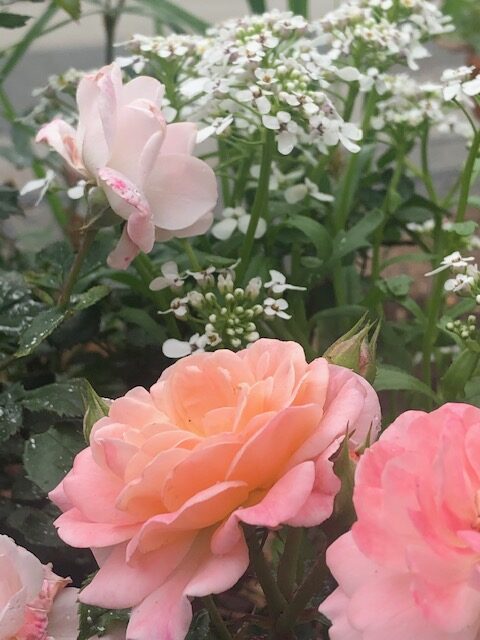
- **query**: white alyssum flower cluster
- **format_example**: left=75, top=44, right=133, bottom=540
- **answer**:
left=318, top=0, right=452, bottom=71
left=128, top=11, right=363, bottom=156
left=155, top=264, right=306, bottom=358
left=371, top=73, right=471, bottom=138
left=441, top=66, right=480, bottom=101
left=426, top=251, right=480, bottom=298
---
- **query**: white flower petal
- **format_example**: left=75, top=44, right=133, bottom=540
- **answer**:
left=162, top=339, right=192, bottom=358
left=212, top=217, right=238, bottom=240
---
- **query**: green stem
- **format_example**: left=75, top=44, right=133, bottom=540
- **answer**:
left=201, top=596, right=233, bottom=640
left=333, top=89, right=377, bottom=232
left=288, top=0, right=309, bottom=17
left=420, top=123, right=437, bottom=204
left=180, top=238, right=201, bottom=271
left=233, top=153, right=254, bottom=206
left=456, top=129, right=480, bottom=223
left=0, top=2, right=58, bottom=81
left=277, top=528, right=303, bottom=601
left=343, top=84, right=359, bottom=122
left=237, top=130, right=275, bottom=282
left=276, top=550, right=330, bottom=634
left=103, top=0, right=125, bottom=64
left=58, top=228, right=97, bottom=307
left=243, top=526, right=288, bottom=620
left=133, top=253, right=182, bottom=339
left=422, top=271, right=447, bottom=393
left=371, top=144, right=405, bottom=282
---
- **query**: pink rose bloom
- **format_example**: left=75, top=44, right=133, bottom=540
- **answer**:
left=321, top=403, right=480, bottom=640
left=50, top=339, right=380, bottom=640
left=0, top=534, right=79, bottom=640
left=36, top=63, right=217, bottom=269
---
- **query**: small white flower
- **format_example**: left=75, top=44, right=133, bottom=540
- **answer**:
left=425, top=251, right=476, bottom=276
left=444, top=274, right=476, bottom=293
left=162, top=333, right=207, bottom=359
left=67, top=180, right=87, bottom=201
left=212, top=207, right=267, bottom=241
left=19, top=169, right=55, bottom=207
left=188, top=266, right=216, bottom=286
left=285, top=179, right=334, bottom=204
left=196, top=115, right=234, bottom=144
left=264, top=269, right=306, bottom=294
left=246, top=276, right=263, bottom=299
left=170, top=296, right=190, bottom=318
left=263, top=297, right=291, bottom=320
left=441, top=67, right=479, bottom=101
left=150, top=262, right=184, bottom=291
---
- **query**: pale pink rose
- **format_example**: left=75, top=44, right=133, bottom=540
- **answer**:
left=0, top=534, right=80, bottom=640
left=321, top=403, right=480, bottom=640
left=49, top=339, right=380, bottom=640
left=36, top=63, right=217, bottom=269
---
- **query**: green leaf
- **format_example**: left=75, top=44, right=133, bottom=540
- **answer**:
left=7, top=506, right=63, bottom=547
left=117, top=307, right=166, bottom=344
left=54, top=0, right=80, bottom=19
left=374, top=364, right=438, bottom=401
left=186, top=610, right=210, bottom=640
left=24, top=425, right=84, bottom=493
left=449, top=221, right=478, bottom=237
left=465, top=377, right=480, bottom=407
left=382, top=275, right=412, bottom=298
left=0, top=385, right=23, bottom=442
left=72, top=285, right=110, bottom=311
left=22, top=380, right=84, bottom=417
left=78, top=603, right=130, bottom=640
left=135, top=0, right=208, bottom=32
left=284, top=216, right=332, bottom=258
left=0, top=11, right=30, bottom=28
left=332, top=209, right=384, bottom=261
left=15, top=307, right=66, bottom=358
left=0, top=186, right=23, bottom=218
left=441, top=349, right=480, bottom=401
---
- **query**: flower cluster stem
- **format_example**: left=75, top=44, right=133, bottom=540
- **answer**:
left=237, top=130, right=275, bottom=283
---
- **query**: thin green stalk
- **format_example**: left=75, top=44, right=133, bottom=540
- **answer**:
left=237, top=130, right=275, bottom=283
left=343, top=84, right=359, bottom=122
left=103, top=0, right=126, bottom=64
left=277, top=528, right=303, bottom=601
left=233, top=153, right=254, bottom=206
left=133, top=253, right=182, bottom=339
left=0, top=2, right=58, bottom=81
left=420, top=123, right=437, bottom=204
left=247, top=0, right=267, bottom=13
left=333, top=89, right=377, bottom=232
left=371, top=144, right=405, bottom=282
left=276, top=550, right=330, bottom=635
left=456, top=129, right=480, bottom=223
left=201, top=596, right=233, bottom=640
left=58, top=228, right=98, bottom=307
left=180, top=238, right=201, bottom=271
left=288, top=0, right=309, bottom=17
left=243, top=526, right=288, bottom=621
left=422, top=272, right=447, bottom=393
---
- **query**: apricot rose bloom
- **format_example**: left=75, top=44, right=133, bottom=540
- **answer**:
left=321, top=403, right=480, bottom=640
left=36, top=63, right=217, bottom=269
left=0, top=534, right=79, bottom=640
left=50, top=339, right=380, bottom=640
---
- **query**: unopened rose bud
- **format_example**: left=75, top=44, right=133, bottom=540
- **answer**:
left=323, top=314, right=379, bottom=383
